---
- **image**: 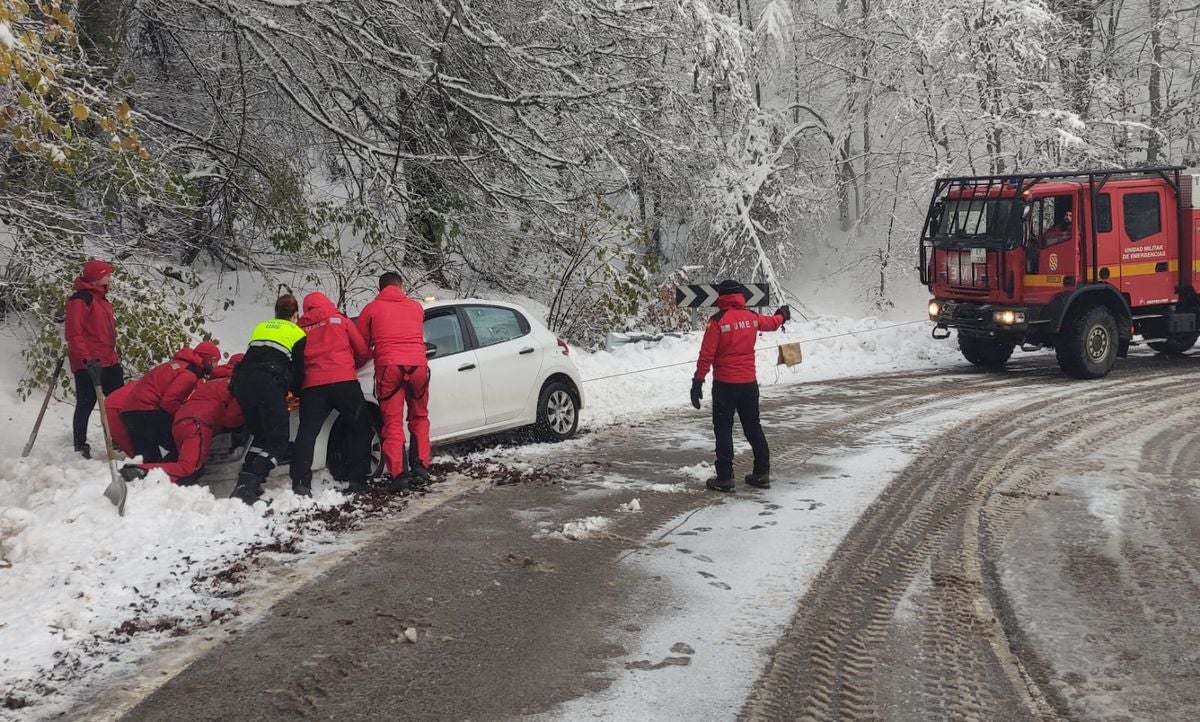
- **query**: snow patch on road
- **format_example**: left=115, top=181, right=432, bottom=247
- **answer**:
left=536, top=515, right=612, bottom=540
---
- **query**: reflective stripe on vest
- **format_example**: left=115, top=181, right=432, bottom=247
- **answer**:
left=247, top=319, right=305, bottom=358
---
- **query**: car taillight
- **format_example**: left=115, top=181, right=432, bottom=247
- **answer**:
left=556, top=337, right=570, bottom=355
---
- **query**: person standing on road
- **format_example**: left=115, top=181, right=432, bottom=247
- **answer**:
left=119, top=354, right=245, bottom=485
left=65, top=259, right=124, bottom=459
left=356, top=272, right=430, bottom=493
left=121, top=341, right=221, bottom=463
left=691, top=279, right=790, bottom=492
left=290, top=292, right=372, bottom=496
left=230, top=294, right=307, bottom=504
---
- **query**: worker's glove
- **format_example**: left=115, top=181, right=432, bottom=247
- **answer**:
left=86, top=359, right=103, bottom=386
left=776, top=305, right=791, bottom=322
left=690, top=378, right=703, bottom=409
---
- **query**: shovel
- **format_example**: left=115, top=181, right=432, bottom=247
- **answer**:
left=21, top=358, right=65, bottom=458
left=94, top=381, right=127, bottom=516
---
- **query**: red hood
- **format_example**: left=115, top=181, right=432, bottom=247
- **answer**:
left=172, top=347, right=203, bottom=368
left=716, top=293, right=746, bottom=311
left=301, top=291, right=339, bottom=325
left=72, top=277, right=108, bottom=297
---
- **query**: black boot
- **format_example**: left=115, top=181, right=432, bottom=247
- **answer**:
left=347, top=480, right=370, bottom=494
left=119, top=465, right=148, bottom=482
left=744, top=470, right=771, bottom=489
left=75, top=443, right=91, bottom=460
left=292, top=481, right=312, bottom=498
left=706, top=477, right=735, bottom=493
left=410, top=463, right=431, bottom=488
left=231, top=472, right=264, bottom=504
left=388, top=473, right=412, bottom=493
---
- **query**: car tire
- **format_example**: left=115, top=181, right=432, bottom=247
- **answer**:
left=327, top=405, right=385, bottom=480
left=534, top=380, right=579, bottom=442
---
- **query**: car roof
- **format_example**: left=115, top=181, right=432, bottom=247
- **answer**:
left=423, top=298, right=529, bottom=313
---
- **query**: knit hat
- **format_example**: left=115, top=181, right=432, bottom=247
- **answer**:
left=715, top=279, right=746, bottom=297
left=194, top=341, right=221, bottom=364
left=82, top=259, right=113, bottom=283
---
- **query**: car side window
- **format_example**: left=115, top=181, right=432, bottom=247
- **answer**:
left=424, top=313, right=467, bottom=357
left=464, top=306, right=528, bottom=347
left=1123, top=191, right=1161, bottom=242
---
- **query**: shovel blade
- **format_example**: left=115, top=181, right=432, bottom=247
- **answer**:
left=104, top=474, right=127, bottom=517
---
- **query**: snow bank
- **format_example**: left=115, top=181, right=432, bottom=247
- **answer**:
left=0, top=456, right=359, bottom=719
left=574, top=315, right=960, bottom=427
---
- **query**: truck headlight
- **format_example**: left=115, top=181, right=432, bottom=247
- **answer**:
left=928, top=301, right=941, bottom=319
left=993, top=310, right=1026, bottom=325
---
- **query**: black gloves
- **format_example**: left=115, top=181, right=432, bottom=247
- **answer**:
left=690, top=378, right=703, bottom=409
left=86, top=359, right=103, bottom=386
left=776, top=305, right=791, bottom=322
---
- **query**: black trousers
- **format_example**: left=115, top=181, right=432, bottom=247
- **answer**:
left=291, top=381, right=369, bottom=485
left=712, top=381, right=769, bottom=481
left=121, top=409, right=176, bottom=463
left=233, top=366, right=290, bottom=479
left=73, top=365, right=124, bottom=447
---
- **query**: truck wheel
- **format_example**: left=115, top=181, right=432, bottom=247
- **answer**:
left=958, top=334, right=1014, bottom=369
left=1057, top=306, right=1118, bottom=379
left=1148, top=333, right=1199, bottom=355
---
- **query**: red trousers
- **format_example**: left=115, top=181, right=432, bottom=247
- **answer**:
left=138, top=418, right=213, bottom=484
left=377, top=364, right=430, bottom=476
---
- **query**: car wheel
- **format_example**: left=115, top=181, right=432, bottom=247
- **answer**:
left=535, top=380, right=579, bottom=442
left=328, top=406, right=385, bottom=480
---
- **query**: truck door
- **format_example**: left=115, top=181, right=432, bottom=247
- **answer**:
left=1023, top=193, right=1079, bottom=302
left=1115, top=187, right=1177, bottom=306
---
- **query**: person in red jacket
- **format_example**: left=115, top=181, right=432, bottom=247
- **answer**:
left=119, top=354, right=245, bottom=485
left=65, top=259, right=124, bottom=458
left=121, top=341, right=221, bottom=463
left=289, top=291, right=372, bottom=496
left=356, top=272, right=430, bottom=493
left=691, top=280, right=790, bottom=493
left=103, top=380, right=139, bottom=457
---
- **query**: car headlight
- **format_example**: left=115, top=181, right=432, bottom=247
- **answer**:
left=993, top=310, right=1026, bottom=325
left=928, top=301, right=941, bottom=319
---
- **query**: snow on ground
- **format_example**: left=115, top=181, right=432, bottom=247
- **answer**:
left=575, top=315, right=962, bottom=429
left=532, top=390, right=1033, bottom=721
left=0, top=267, right=967, bottom=718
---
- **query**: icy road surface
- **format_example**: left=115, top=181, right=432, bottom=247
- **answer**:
left=55, top=351, right=1200, bottom=720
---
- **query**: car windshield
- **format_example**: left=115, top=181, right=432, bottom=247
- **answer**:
left=934, top=198, right=1021, bottom=247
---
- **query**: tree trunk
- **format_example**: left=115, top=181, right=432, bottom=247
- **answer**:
left=77, top=0, right=130, bottom=82
left=1147, top=0, right=1164, bottom=163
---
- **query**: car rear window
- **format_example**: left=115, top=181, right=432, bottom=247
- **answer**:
left=464, top=306, right=528, bottom=347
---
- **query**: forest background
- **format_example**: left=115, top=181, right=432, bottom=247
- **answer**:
left=2, top=0, right=1195, bottom=394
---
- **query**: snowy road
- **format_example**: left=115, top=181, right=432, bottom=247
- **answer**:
left=77, top=351, right=1200, bottom=721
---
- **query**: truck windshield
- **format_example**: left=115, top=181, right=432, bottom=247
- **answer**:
left=934, top=198, right=1021, bottom=247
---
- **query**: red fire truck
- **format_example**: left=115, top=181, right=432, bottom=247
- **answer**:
left=921, top=166, right=1200, bottom=378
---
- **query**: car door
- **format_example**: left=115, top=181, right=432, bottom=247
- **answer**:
left=461, top=305, right=543, bottom=425
left=423, top=308, right=484, bottom=437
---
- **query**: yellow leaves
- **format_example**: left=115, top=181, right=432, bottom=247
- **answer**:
left=115, top=100, right=130, bottom=120
left=70, top=101, right=87, bottom=121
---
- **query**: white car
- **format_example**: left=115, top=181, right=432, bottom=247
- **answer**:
left=209, top=299, right=584, bottom=479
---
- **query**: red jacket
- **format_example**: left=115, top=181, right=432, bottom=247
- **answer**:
left=125, top=348, right=206, bottom=415
left=694, top=293, right=785, bottom=384
left=64, top=278, right=119, bottom=373
left=176, top=366, right=244, bottom=430
left=299, top=292, right=369, bottom=389
left=356, top=286, right=427, bottom=367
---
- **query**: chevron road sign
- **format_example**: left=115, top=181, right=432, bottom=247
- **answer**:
left=675, top=283, right=771, bottom=308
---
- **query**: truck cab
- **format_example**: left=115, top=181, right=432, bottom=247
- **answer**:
left=922, top=167, right=1197, bottom=378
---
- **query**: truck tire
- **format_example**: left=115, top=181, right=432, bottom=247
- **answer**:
left=1057, top=305, right=1118, bottom=379
left=958, top=334, right=1014, bottom=369
left=1148, top=333, right=1199, bottom=355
